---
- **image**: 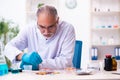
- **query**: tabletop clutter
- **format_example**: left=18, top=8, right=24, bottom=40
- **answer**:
left=0, top=54, right=118, bottom=76
left=0, top=38, right=118, bottom=76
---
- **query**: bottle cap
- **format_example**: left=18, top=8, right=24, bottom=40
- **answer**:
left=112, top=57, right=115, bottom=59
left=105, top=54, right=112, bottom=58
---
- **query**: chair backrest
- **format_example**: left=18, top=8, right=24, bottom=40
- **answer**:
left=72, top=40, right=82, bottom=69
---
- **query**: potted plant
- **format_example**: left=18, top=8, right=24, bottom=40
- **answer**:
left=0, top=18, right=19, bottom=45
left=0, top=18, right=9, bottom=45
left=37, top=3, right=44, bottom=8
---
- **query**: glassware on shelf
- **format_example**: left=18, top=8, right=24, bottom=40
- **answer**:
left=108, top=36, right=114, bottom=45
left=99, top=36, right=106, bottom=45
left=113, top=16, right=119, bottom=28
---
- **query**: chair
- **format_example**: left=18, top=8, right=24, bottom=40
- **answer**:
left=72, top=40, right=82, bottom=69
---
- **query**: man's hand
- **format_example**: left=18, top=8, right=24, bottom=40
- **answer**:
left=20, top=51, right=42, bottom=70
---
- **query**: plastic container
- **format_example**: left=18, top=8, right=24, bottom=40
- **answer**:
left=23, top=65, right=32, bottom=70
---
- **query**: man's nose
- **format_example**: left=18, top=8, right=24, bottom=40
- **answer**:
left=44, top=29, right=49, bottom=34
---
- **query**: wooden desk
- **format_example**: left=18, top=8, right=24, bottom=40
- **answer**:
left=0, top=70, right=120, bottom=80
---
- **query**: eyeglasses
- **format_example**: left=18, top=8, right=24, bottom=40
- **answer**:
left=37, top=21, right=57, bottom=31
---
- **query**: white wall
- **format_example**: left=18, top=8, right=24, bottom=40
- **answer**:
left=0, top=0, right=26, bottom=29
left=58, top=0, right=91, bottom=68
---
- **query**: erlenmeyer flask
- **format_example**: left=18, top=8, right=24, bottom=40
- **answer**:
left=0, top=40, right=8, bottom=76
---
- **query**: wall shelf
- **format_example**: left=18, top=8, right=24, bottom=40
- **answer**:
left=92, top=44, right=120, bottom=47
left=91, top=28, right=120, bottom=31
left=91, top=12, right=120, bottom=16
left=90, top=0, right=120, bottom=61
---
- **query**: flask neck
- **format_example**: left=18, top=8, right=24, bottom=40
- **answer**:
left=0, top=41, right=4, bottom=55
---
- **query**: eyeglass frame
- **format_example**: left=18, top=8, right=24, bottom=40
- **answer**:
left=37, top=21, right=58, bottom=31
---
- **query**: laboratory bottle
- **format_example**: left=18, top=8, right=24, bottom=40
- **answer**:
left=112, top=57, right=117, bottom=71
left=91, top=47, right=97, bottom=60
left=114, top=47, right=119, bottom=59
left=91, top=48, right=95, bottom=60
left=94, top=48, right=98, bottom=60
left=104, top=54, right=112, bottom=71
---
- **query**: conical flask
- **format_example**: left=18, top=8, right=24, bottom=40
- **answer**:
left=0, top=40, right=8, bottom=76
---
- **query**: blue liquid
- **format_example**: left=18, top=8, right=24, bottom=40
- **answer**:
left=0, top=64, right=8, bottom=76
left=11, top=69, right=19, bottom=74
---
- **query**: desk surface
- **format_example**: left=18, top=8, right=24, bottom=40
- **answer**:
left=0, top=70, right=120, bottom=80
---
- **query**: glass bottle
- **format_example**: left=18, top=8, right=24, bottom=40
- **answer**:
left=112, top=57, right=117, bottom=71
left=104, top=54, right=112, bottom=71
left=11, top=60, right=19, bottom=74
left=108, top=36, right=114, bottom=45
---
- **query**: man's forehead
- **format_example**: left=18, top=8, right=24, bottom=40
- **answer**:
left=38, top=13, right=56, bottom=20
left=38, top=11, right=56, bottom=18
left=38, top=14, right=56, bottom=24
left=37, top=18, right=56, bottom=27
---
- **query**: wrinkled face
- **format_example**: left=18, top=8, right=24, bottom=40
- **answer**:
left=37, top=12, right=59, bottom=39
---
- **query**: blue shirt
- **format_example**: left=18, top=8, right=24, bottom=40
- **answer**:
left=4, top=21, right=76, bottom=69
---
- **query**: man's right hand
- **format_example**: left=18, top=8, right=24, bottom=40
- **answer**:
left=20, top=51, right=42, bottom=70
